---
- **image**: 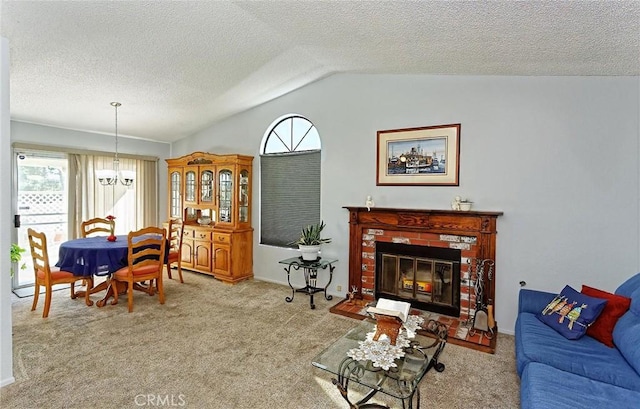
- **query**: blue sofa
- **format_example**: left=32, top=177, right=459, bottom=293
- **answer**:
left=515, top=273, right=640, bottom=409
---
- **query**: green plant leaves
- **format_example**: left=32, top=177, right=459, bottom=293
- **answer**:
left=290, top=221, right=332, bottom=245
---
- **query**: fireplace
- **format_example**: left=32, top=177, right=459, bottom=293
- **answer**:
left=375, top=241, right=461, bottom=316
left=344, top=207, right=502, bottom=327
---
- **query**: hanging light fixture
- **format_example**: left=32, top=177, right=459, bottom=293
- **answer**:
left=96, top=102, right=135, bottom=186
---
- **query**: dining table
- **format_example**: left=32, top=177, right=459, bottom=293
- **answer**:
left=56, top=235, right=158, bottom=307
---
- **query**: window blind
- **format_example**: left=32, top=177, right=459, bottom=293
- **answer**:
left=260, top=151, right=321, bottom=247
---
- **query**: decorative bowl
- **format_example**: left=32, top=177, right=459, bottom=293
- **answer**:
left=459, top=202, right=473, bottom=211
left=197, top=217, right=212, bottom=226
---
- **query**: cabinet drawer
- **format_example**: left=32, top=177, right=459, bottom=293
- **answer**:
left=193, top=230, right=212, bottom=241
left=183, top=229, right=196, bottom=239
left=213, top=233, right=231, bottom=244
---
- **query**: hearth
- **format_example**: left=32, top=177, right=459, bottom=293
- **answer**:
left=375, top=241, right=461, bottom=316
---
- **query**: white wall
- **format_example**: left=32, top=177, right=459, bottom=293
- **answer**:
left=173, top=73, right=640, bottom=335
left=0, top=37, right=15, bottom=387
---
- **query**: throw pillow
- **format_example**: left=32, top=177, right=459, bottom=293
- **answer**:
left=581, top=285, right=631, bottom=347
left=536, top=285, right=607, bottom=340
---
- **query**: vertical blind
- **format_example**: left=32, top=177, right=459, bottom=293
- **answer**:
left=260, top=151, right=321, bottom=247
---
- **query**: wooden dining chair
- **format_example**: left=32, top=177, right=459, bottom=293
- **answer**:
left=28, top=228, right=93, bottom=318
left=165, top=218, right=185, bottom=283
left=112, top=226, right=167, bottom=312
left=81, top=217, right=115, bottom=238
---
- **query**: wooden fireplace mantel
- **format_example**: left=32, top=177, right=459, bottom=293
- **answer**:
left=344, top=207, right=503, bottom=232
left=343, top=206, right=503, bottom=304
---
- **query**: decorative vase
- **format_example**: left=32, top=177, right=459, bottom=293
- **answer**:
left=298, top=244, right=320, bottom=261
left=107, top=235, right=117, bottom=242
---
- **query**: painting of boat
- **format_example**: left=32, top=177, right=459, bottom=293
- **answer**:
left=377, top=123, right=460, bottom=186
left=386, top=141, right=445, bottom=175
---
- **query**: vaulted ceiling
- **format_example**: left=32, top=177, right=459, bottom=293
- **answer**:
left=2, top=1, right=639, bottom=143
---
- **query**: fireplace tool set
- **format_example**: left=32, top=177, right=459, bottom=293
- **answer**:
left=464, top=258, right=495, bottom=339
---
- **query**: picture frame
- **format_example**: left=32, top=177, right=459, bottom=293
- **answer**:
left=376, top=123, right=461, bottom=186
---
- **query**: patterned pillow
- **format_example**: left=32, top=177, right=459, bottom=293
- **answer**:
left=536, top=285, right=608, bottom=340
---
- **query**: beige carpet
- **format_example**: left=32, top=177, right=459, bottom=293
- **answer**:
left=0, top=271, right=520, bottom=408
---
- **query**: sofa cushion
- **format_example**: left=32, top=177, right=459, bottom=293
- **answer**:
left=518, top=288, right=556, bottom=315
left=612, top=291, right=640, bottom=377
left=521, top=362, right=640, bottom=409
left=581, top=285, right=631, bottom=347
left=629, top=286, right=640, bottom=316
left=615, top=272, right=640, bottom=298
left=516, top=312, right=640, bottom=391
left=536, top=285, right=607, bottom=340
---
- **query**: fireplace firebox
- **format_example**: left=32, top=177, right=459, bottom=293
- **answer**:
left=375, top=242, right=461, bottom=316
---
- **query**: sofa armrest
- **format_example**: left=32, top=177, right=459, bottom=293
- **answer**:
left=518, top=289, right=556, bottom=314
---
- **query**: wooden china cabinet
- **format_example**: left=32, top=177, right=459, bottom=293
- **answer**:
left=165, top=152, right=253, bottom=283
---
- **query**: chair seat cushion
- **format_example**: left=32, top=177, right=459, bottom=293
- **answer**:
left=167, top=251, right=180, bottom=263
left=114, top=264, right=161, bottom=279
left=37, top=268, right=76, bottom=280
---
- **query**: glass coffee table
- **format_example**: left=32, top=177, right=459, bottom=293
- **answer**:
left=312, top=318, right=448, bottom=409
left=312, top=318, right=447, bottom=408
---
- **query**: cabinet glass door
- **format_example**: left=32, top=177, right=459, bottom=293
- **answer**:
left=239, top=169, right=249, bottom=223
left=170, top=170, right=182, bottom=218
left=185, top=169, right=197, bottom=203
left=219, top=169, right=233, bottom=223
left=200, top=169, right=214, bottom=204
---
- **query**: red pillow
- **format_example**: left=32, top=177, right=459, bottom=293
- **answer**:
left=581, top=285, right=631, bottom=347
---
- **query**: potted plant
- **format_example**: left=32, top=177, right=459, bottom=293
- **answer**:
left=10, top=243, right=26, bottom=277
left=290, top=221, right=332, bottom=261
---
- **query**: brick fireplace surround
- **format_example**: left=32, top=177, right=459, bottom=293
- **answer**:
left=336, top=207, right=502, bottom=353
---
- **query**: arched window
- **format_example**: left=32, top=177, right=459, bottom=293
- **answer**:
left=260, top=115, right=321, bottom=247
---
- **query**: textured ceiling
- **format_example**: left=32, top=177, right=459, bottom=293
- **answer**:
left=2, top=1, right=639, bottom=143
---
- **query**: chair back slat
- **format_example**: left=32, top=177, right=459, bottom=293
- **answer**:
left=164, top=218, right=185, bottom=283
left=27, top=228, right=51, bottom=278
left=81, top=217, right=115, bottom=238
left=126, top=226, right=166, bottom=275
left=168, top=218, right=184, bottom=253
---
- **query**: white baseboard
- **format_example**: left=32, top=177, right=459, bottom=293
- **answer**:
left=0, top=376, right=15, bottom=388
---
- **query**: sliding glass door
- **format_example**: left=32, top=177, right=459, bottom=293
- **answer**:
left=12, top=150, right=69, bottom=289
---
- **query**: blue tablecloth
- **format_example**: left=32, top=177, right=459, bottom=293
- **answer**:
left=56, top=235, right=129, bottom=277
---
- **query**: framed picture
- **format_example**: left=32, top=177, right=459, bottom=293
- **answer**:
left=376, top=123, right=461, bottom=186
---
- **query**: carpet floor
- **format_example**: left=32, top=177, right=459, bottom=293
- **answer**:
left=0, top=271, right=520, bottom=408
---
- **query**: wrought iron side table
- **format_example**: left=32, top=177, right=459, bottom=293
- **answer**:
left=279, top=256, right=337, bottom=309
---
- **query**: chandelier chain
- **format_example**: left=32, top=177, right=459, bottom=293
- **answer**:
left=97, top=101, right=132, bottom=187
left=111, top=101, right=121, bottom=170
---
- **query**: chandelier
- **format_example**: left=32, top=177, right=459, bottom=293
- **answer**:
left=96, top=102, right=135, bottom=186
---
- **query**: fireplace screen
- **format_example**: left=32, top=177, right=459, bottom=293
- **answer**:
left=376, top=242, right=460, bottom=316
